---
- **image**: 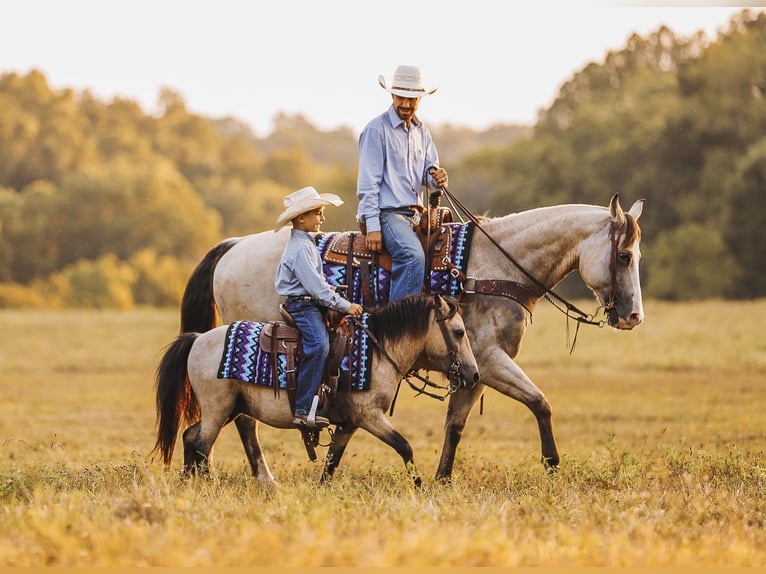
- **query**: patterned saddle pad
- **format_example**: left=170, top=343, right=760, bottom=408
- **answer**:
left=217, top=317, right=373, bottom=391
left=316, top=222, right=474, bottom=308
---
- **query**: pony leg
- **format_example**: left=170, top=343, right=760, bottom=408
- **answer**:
left=359, top=414, right=422, bottom=487
left=182, top=421, right=201, bottom=470
left=183, top=399, right=234, bottom=474
left=234, top=414, right=276, bottom=485
left=320, top=423, right=358, bottom=483
left=435, top=382, right=486, bottom=481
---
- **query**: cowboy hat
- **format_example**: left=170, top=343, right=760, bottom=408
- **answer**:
left=274, top=186, right=344, bottom=232
left=378, top=65, right=438, bottom=98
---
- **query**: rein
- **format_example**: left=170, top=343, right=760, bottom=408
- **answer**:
left=435, top=185, right=629, bottom=351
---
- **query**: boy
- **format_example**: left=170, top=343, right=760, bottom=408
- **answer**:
left=274, top=186, right=364, bottom=428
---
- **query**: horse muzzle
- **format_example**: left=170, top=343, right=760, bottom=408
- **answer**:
left=605, top=304, right=643, bottom=330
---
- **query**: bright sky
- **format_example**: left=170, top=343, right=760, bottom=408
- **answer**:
left=2, top=1, right=762, bottom=136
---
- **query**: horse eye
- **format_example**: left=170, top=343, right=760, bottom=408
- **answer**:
left=454, top=329, right=465, bottom=339
left=618, top=251, right=632, bottom=265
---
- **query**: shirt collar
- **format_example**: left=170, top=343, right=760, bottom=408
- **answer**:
left=386, top=105, right=420, bottom=129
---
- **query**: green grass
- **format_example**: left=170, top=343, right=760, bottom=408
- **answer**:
left=0, top=301, right=765, bottom=566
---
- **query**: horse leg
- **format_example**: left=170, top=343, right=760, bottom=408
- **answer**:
left=234, top=414, right=276, bottom=485
left=435, top=383, right=485, bottom=481
left=437, top=351, right=560, bottom=480
left=359, top=414, right=422, bottom=487
left=482, top=351, right=559, bottom=468
left=182, top=421, right=201, bottom=470
left=183, top=396, right=235, bottom=475
left=320, top=423, right=358, bottom=483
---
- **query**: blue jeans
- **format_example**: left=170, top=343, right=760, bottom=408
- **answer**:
left=284, top=299, right=329, bottom=415
left=380, top=208, right=425, bottom=301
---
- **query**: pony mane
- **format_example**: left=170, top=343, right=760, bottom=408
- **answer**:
left=368, top=294, right=440, bottom=347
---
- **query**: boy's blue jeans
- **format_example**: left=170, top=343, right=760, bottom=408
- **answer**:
left=283, top=298, right=329, bottom=415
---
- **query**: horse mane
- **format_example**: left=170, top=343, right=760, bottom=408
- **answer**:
left=368, top=294, right=442, bottom=347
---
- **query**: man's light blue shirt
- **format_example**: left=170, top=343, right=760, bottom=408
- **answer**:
left=356, top=106, right=441, bottom=233
left=275, top=229, right=351, bottom=312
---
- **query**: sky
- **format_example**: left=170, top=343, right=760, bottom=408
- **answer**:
left=2, top=1, right=764, bottom=136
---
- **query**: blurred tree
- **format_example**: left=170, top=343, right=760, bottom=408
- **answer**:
left=47, top=253, right=137, bottom=309
left=644, top=223, right=740, bottom=300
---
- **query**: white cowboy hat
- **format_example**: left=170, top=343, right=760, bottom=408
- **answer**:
left=274, top=186, right=344, bottom=232
left=378, top=65, right=438, bottom=98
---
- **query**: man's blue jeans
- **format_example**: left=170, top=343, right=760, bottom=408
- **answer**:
left=380, top=208, right=425, bottom=301
left=284, top=298, right=329, bottom=415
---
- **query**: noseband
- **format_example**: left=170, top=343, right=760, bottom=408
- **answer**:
left=604, top=214, right=636, bottom=326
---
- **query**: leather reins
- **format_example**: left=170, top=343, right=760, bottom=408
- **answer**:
left=434, top=185, right=629, bottom=350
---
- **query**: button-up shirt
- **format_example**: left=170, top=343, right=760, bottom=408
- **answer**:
left=275, top=229, right=352, bottom=312
left=356, top=106, right=441, bottom=233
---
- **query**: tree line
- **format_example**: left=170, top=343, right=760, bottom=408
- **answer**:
left=0, top=8, right=763, bottom=307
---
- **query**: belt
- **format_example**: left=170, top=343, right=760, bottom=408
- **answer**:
left=286, top=295, right=315, bottom=302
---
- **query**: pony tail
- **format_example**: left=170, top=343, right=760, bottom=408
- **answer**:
left=152, top=333, right=200, bottom=467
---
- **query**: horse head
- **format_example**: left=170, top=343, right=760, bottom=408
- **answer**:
left=580, top=194, right=645, bottom=330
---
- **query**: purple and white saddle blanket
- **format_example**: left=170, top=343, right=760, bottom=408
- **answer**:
left=217, top=315, right=373, bottom=391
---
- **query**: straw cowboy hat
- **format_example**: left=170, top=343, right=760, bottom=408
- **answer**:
left=274, top=186, right=344, bottom=231
left=378, top=65, right=438, bottom=98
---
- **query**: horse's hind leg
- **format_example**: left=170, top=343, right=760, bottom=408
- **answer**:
left=234, top=414, right=276, bottom=485
left=320, top=423, right=358, bottom=483
left=182, top=421, right=202, bottom=471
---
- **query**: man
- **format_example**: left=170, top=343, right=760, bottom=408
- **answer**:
left=356, top=64, right=449, bottom=302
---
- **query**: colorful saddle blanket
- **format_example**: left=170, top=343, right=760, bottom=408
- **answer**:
left=217, top=317, right=373, bottom=391
left=316, top=222, right=474, bottom=307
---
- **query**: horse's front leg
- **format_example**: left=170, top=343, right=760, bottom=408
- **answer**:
left=359, top=414, right=422, bottom=487
left=320, top=422, right=358, bottom=483
left=234, top=414, right=276, bottom=485
left=436, top=349, right=560, bottom=480
left=483, top=348, right=559, bottom=469
left=435, top=382, right=485, bottom=481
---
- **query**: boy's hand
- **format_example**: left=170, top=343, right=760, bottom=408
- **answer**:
left=348, top=303, right=364, bottom=317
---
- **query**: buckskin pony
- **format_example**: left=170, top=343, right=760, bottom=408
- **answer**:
left=153, top=294, right=479, bottom=486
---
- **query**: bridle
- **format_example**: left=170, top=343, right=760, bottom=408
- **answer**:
left=434, top=185, right=632, bottom=350
left=347, top=296, right=474, bottom=413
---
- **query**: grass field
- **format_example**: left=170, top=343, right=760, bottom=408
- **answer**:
left=1, top=299, right=765, bottom=566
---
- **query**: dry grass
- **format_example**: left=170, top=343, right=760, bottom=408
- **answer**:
left=0, top=300, right=765, bottom=566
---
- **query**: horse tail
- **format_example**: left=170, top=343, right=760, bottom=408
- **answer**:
left=153, top=332, right=201, bottom=467
left=179, top=238, right=241, bottom=334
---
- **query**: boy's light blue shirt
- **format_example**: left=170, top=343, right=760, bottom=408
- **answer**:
left=275, top=229, right=351, bottom=312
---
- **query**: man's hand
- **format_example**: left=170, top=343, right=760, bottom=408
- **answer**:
left=429, top=166, right=449, bottom=188
left=365, top=230, right=383, bottom=252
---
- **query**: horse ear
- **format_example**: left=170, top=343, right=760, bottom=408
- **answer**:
left=609, top=193, right=626, bottom=227
left=628, top=199, right=644, bottom=221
